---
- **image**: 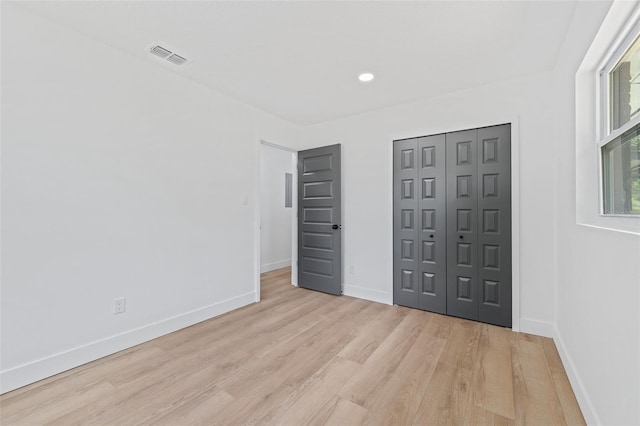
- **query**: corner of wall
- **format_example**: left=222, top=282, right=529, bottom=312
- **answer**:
left=552, top=325, right=601, bottom=425
left=260, top=259, right=292, bottom=273
left=342, top=285, right=392, bottom=306
left=519, top=318, right=554, bottom=338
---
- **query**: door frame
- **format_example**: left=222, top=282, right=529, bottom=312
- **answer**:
left=255, top=139, right=298, bottom=303
left=389, top=116, right=521, bottom=332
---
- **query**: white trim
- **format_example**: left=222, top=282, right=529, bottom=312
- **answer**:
left=597, top=5, right=640, bottom=80
left=597, top=5, right=640, bottom=141
left=0, top=291, right=256, bottom=394
left=291, top=151, right=299, bottom=287
left=388, top=116, right=522, bottom=332
left=342, top=285, right=392, bottom=305
left=260, top=259, right=292, bottom=273
left=261, top=140, right=297, bottom=153
left=510, top=118, right=521, bottom=333
left=255, top=140, right=262, bottom=302
left=599, top=115, right=640, bottom=148
left=598, top=7, right=640, bottom=141
left=519, top=318, right=553, bottom=338
left=578, top=221, right=640, bottom=236
left=553, top=325, right=601, bottom=426
left=256, top=139, right=299, bottom=298
left=599, top=213, right=640, bottom=218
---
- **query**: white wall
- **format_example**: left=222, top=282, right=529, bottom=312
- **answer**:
left=551, top=1, right=640, bottom=425
left=260, top=145, right=294, bottom=273
left=297, top=71, right=556, bottom=331
left=0, top=3, right=301, bottom=393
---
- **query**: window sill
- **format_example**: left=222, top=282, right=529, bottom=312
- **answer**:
left=578, top=221, right=640, bottom=236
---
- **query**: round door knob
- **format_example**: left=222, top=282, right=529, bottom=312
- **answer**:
left=459, top=235, right=464, bottom=239
left=430, top=234, right=434, bottom=238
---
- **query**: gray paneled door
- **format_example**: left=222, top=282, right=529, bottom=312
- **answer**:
left=393, top=124, right=511, bottom=327
left=393, top=138, right=419, bottom=308
left=446, top=129, right=480, bottom=321
left=393, top=136, right=448, bottom=313
left=298, top=144, right=341, bottom=295
left=477, top=125, right=511, bottom=326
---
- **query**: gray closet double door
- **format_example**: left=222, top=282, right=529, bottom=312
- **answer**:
left=393, top=124, right=512, bottom=328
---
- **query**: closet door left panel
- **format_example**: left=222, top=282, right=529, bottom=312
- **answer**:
left=417, top=135, right=447, bottom=314
left=393, top=139, right=419, bottom=308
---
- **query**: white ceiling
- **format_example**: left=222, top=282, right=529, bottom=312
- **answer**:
left=16, top=1, right=579, bottom=125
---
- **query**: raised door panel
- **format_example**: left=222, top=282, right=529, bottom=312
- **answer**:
left=446, top=129, right=479, bottom=321
left=477, top=124, right=512, bottom=327
left=302, top=232, right=334, bottom=251
left=393, top=139, right=419, bottom=308
left=417, top=134, right=447, bottom=314
left=302, top=181, right=333, bottom=199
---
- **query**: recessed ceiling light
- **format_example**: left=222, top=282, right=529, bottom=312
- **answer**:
left=358, top=72, right=375, bottom=82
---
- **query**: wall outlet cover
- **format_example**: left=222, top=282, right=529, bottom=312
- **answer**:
left=114, top=298, right=126, bottom=314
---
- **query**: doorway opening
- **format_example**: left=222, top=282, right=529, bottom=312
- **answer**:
left=257, top=141, right=298, bottom=302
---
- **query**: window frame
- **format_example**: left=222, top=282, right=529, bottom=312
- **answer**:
left=597, top=15, right=640, bottom=217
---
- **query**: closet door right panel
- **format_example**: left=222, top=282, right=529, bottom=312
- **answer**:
left=477, top=124, right=511, bottom=327
left=446, top=129, right=479, bottom=321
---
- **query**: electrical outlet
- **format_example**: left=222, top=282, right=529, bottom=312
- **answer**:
left=114, top=298, right=126, bottom=314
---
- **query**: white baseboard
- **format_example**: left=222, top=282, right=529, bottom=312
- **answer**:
left=260, top=259, right=291, bottom=273
left=519, top=317, right=554, bottom=337
left=342, top=284, right=392, bottom=305
left=0, top=291, right=256, bottom=394
left=553, top=325, right=600, bottom=425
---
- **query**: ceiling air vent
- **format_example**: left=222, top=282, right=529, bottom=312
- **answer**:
left=150, top=45, right=172, bottom=59
left=148, top=44, right=189, bottom=66
left=166, top=54, right=188, bottom=66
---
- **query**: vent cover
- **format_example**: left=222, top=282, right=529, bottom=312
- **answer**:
left=150, top=45, right=171, bottom=59
left=148, top=45, right=189, bottom=65
left=166, top=54, right=187, bottom=66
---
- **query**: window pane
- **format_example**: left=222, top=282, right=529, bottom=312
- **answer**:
left=610, top=35, right=640, bottom=131
left=602, top=123, right=640, bottom=214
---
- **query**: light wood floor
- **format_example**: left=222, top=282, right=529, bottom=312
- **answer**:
left=1, top=267, right=584, bottom=425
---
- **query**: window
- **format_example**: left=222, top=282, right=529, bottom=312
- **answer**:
left=602, top=126, right=640, bottom=214
left=609, top=35, right=640, bottom=132
left=600, top=26, right=640, bottom=216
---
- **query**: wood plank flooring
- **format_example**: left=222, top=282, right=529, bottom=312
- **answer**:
left=0, top=267, right=585, bottom=425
